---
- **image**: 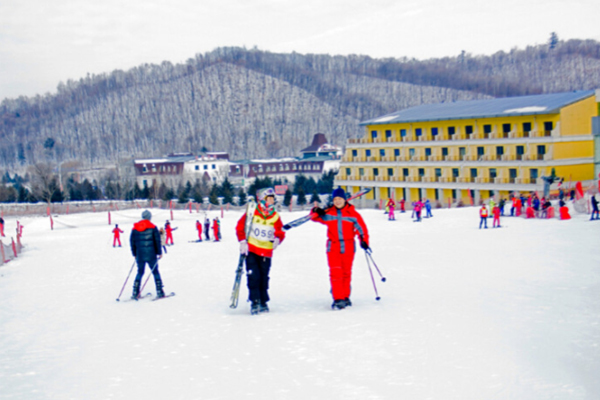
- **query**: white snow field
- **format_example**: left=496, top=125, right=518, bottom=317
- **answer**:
left=1, top=205, right=599, bottom=400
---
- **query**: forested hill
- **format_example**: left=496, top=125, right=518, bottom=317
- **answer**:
left=1, top=39, right=600, bottom=170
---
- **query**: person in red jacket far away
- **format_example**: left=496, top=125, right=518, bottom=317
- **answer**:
left=492, top=204, right=501, bottom=228
left=195, top=220, right=203, bottom=242
left=311, top=187, right=370, bottom=310
left=112, top=224, right=124, bottom=247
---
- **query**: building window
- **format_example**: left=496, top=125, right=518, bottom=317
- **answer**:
left=212, top=164, right=216, bottom=169
left=366, top=149, right=371, bottom=157
left=530, top=169, right=538, bottom=181
left=448, top=126, right=456, bottom=136
left=403, top=168, right=409, bottom=176
left=516, top=145, right=525, bottom=160
left=537, top=145, right=546, bottom=160
left=425, top=148, right=432, bottom=157
left=496, top=146, right=504, bottom=159
left=452, top=168, right=459, bottom=178
left=459, top=147, right=466, bottom=159
left=543, top=122, right=553, bottom=133
left=465, top=125, right=473, bottom=135
left=409, top=148, right=415, bottom=158
left=415, top=128, right=422, bottom=137
left=371, top=130, right=378, bottom=140
left=204, top=165, right=208, bottom=170
left=523, top=122, right=532, bottom=133
left=431, top=127, right=438, bottom=137
left=400, top=129, right=407, bottom=137
left=502, top=123, right=511, bottom=133
left=152, top=165, right=157, bottom=172
left=142, top=164, right=148, bottom=172
left=490, top=168, right=497, bottom=179
left=509, top=169, right=517, bottom=182
left=470, top=168, right=478, bottom=178
left=435, top=168, right=442, bottom=177
left=394, top=149, right=400, bottom=157
left=442, top=147, right=448, bottom=157
left=385, top=130, right=392, bottom=139
left=379, top=149, right=385, bottom=157
left=373, top=168, right=379, bottom=176
left=195, top=165, right=199, bottom=171
left=418, top=168, right=425, bottom=177
left=477, top=147, right=485, bottom=157
left=346, top=168, right=351, bottom=175
left=359, top=168, right=364, bottom=176
left=352, top=149, right=358, bottom=157
left=483, top=124, right=492, bottom=134
left=387, top=168, right=394, bottom=176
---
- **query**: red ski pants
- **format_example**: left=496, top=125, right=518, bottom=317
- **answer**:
left=326, top=242, right=356, bottom=301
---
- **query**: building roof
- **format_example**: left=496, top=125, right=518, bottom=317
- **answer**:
left=301, top=133, right=329, bottom=152
left=360, top=90, right=596, bottom=126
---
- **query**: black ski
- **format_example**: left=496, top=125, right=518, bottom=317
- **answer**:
left=283, top=188, right=371, bottom=231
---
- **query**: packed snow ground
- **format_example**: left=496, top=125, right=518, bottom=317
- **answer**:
left=0, top=204, right=599, bottom=400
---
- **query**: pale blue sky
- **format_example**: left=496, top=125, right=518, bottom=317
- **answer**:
left=1, top=0, right=599, bottom=101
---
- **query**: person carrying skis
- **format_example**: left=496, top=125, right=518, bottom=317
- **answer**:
left=311, top=187, right=370, bottom=310
left=130, top=210, right=165, bottom=299
left=112, top=224, right=124, bottom=247
left=204, top=217, right=211, bottom=241
left=236, top=188, right=285, bottom=314
left=195, top=220, right=203, bottom=241
left=386, top=198, right=395, bottom=221
left=479, top=204, right=489, bottom=229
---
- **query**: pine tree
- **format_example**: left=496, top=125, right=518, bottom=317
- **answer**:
left=283, top=189, right=292, bottom=207
left=297, top=188, right=306, bottom=206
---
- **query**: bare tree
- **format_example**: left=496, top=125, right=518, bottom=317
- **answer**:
left=28, top=163, right=62, bottom=204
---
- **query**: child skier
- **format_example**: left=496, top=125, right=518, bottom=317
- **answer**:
left=112, top=224, right=124, bottom=247
left=479, top=204, right=489, bottom=229
left=386, top=198, right=395, bottom=221
left=492, top=204, right=501, bottom=228
left=165, top=221, right=175, bottom=245
left=311, top=187, right=370, bottom=310
left=236, top=188, right=286, bottom=314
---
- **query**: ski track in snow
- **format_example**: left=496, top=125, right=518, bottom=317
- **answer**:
left=0, top=205, right=599, bottom=400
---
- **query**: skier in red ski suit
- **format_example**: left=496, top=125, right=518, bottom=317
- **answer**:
left=195, top=220, right=203, bottom=242
left=112, top=224, right=124, bottom=247
left=212, top=218, right=220, bottom=242
left=311, top=187, right=370, bottom=310
left=165, top=221, right=174, bottom=245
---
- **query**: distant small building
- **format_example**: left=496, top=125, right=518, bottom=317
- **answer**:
left=133, top=134, right=340, bottom=190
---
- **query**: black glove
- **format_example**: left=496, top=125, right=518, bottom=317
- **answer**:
left=312, top=207, right=326, bottom=217
left=283, top=224, right=291, bottom=231
left=360, top=239, right=370, bottom=250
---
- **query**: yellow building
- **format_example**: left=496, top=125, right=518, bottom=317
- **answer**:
left=336, top=90, right=600, bottom=206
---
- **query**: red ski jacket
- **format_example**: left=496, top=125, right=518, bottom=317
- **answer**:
left=311, top=203, right=369, bottom=254
left=236, top=204, right=285, bottom=258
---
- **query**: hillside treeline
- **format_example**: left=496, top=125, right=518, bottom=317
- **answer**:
left=1, top=38, right=599, bottom=171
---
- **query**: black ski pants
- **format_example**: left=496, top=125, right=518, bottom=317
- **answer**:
left=135, top=257, right=162, bottom=284
left=245, top=252, right=271, bottom=305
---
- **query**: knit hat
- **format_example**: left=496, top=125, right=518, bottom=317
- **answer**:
left=142, top=210, right=152, bottom=220
left=332, top=187, right=346, bottom=199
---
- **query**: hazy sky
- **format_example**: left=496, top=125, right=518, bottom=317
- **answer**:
left=1, top=0, right=599, bottom=101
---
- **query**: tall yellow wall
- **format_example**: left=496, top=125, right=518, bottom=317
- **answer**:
left=554, top=141, right=594, bottom=159
left=560, top=96, right=597, bottom=136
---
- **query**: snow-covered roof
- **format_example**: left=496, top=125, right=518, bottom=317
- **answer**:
left=360, top=90, right=596, bottom=125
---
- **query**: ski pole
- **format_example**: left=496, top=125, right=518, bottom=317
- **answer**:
left=116, top=260, right=136, bottom=301
left=365, top=248, right=386, bottom=282
left=364, top=250, right=381, bottom=301
left=138, top=259, right=160, bottom=298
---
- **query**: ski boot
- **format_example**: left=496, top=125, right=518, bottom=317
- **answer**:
left=332, top=299, right=347, bottom=310
left=344, top=298, right=352, bottom=307
left=155, top=278, right=165, bottom=299
left=250, top=300, right=260, bottom=315
left=259, top=302, right=269, bottom=313
left=131, top=280, right=141, bottom=300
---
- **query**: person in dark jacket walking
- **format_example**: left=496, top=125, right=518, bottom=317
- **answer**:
left=204, top=217, right=211, bottom=241
left=130, top=210, right=164, bottom=299
left=591, top=195, right=599, bottom=220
